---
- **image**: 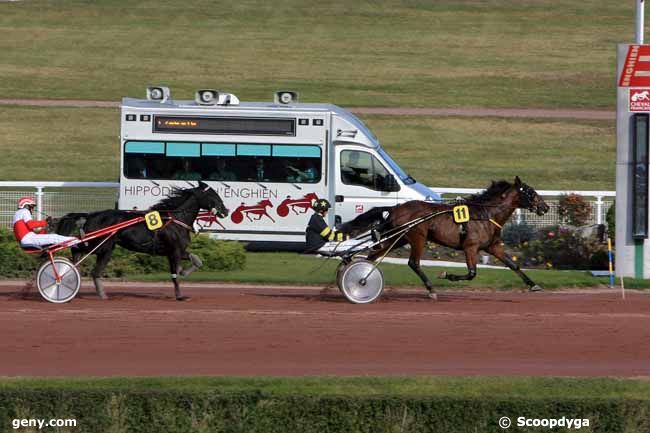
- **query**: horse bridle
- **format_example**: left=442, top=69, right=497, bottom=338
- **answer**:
left=518, top=183, right=539, bottom=212
left=190, top=186, right=227, bottom=217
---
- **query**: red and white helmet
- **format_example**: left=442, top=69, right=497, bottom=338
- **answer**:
left=17, top=196, right=36, bottom=209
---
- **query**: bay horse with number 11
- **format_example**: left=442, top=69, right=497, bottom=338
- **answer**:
left=341, top=177, right=549, bottom=299
left=55, top=181, right=228, bottom=301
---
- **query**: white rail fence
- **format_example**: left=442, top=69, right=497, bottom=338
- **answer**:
left=0, top=182, right=615, bottom=229
left=429, top=187, right=615, bottom=228
left=0, top=182, right=119, bottom=227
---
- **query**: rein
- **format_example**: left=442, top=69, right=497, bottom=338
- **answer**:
left=168, top=216, right=194, bottom=232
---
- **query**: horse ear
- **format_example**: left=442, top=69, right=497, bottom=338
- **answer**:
left=514, top=176, right=522, bottom=187
left=198, top=180, right=213, bottom=192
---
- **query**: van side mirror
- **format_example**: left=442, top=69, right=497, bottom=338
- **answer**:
left=382, top=174, right=400, bottom=192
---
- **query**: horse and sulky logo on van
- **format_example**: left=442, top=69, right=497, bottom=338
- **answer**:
left=197, top=192, right=320, bottom=228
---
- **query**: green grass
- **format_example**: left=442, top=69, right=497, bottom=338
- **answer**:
left=0, top=0, right=631, bottom=109
left=369, top=116, right=615, bottom=190
left=0, top=106, right=615, bottom=189
left=128, top=252, right=649, bottom=289
left=1, top=376, right=649, bottom=399
left=0, top=106, right=119, bottom=181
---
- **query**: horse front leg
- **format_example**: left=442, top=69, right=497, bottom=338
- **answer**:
left=168, top=251, right=188, bottom=301
left=439, top=244, right=479, bottom=283
left=487, top=242, right=541, bottom=291
left=180, top=252, right=203, bottom=277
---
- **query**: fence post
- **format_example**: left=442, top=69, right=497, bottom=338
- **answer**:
left=595, top=195, right=603, bottom=225
left=515, top=208, right=522, bottom=225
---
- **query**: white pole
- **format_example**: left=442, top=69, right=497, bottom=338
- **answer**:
left=35, top=186, right=44, bottom=218
left=637, top=0, right=645, bottom=44
left=595, top=195, right=603, bottom=225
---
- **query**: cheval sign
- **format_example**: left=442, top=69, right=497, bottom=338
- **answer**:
left=630, top=88, right=650, bottom=111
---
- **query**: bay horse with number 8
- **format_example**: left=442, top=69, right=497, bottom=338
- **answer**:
left=342, top=177, right=549, bottom=299
left=55, top=181, right=228, bottom=300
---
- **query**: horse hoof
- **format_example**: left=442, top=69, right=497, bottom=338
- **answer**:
left=529, top=285, right=543, bottom=292
left=428, top=292, right=438, bottom=300
left=438, top=271, right=447, bottom=279
left=176, top=296, right=190, bottom=301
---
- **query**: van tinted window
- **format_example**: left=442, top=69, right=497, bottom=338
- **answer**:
left=123, top=141, right=321, bottom=183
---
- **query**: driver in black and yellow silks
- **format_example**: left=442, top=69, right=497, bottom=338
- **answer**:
left=305, top=199, right=373, bottom=255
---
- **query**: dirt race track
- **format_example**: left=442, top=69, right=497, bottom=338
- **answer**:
left=0, top=281, right=649, bottom=377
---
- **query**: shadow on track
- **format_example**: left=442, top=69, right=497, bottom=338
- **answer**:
left=252, top=289, right=518, bottom=304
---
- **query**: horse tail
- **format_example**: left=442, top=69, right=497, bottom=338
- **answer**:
left=339, top=206, right=395, bottom=236
left=55, top=212, right=88, bottom=236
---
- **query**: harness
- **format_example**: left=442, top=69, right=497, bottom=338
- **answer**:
left=132, top=209, right=200, bottom=255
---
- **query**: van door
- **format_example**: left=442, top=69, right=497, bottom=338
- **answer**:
left=334, top=146, right=399, bottom=225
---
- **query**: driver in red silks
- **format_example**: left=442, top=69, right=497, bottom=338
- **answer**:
left=12, top=196, right=77, bottom=249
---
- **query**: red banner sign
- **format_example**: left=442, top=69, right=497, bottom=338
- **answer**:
left=619, top=45, right=650, bottom=87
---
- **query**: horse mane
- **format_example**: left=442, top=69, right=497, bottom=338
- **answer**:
left=150, top=187, right=195, bottom=210
left=465, top=180, right=513, bottom=204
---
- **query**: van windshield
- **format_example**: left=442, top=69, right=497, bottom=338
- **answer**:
left=377, top=148, right=415, bottom=185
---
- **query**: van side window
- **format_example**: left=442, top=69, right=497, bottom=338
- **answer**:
left=123, top=141, right=322, bottom=183
left=340, top=150, right=390, bottom=190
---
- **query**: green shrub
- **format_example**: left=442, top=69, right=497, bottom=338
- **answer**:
left=0, top=228, right=246, bottom=278
left=501, top=222, right=537, bottom=247
left=0, top=387, right=649, bottom=433
left=522, top=225, right=607, bottom=270
left=188, top=235, right=247, bottom=271
left=0, top=228, right=40, bottom=277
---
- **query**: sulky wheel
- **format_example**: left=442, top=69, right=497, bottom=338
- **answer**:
left=339, top=259, right=384, bottom=304
left=36, top=257, right=81, bottom=303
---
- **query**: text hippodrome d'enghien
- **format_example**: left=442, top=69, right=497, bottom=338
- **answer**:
left=124, top=185, right=279, bottom=200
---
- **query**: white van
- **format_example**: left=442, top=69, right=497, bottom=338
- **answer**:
left=118, top=88, right=440, bottom=248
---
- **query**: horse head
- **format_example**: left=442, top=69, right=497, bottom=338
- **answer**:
left=195, top=181, right=229, bottom=218
left=513, top=176, right=549, bottom=216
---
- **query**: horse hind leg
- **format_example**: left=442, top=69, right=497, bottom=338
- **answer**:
left=180, top=253, right=203, bottom=277
left=91, top=248, right=114, bottom=300
left=406, top=236, right=437, bottom=300
left=409, top=257, right=437, bottom=300
left=439, top=245, right=478, bottom=283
